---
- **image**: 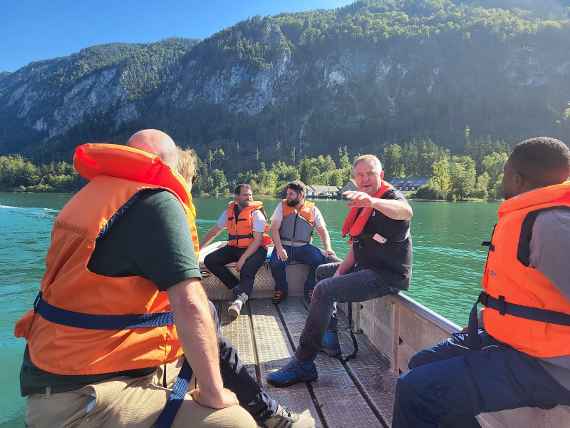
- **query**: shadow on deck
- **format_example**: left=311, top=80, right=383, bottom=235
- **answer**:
left=215, top=297, right=397, bottom=428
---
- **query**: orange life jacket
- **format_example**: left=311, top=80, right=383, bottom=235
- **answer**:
left=14, top=143, right=199, bottom=375
left=341, top=181, right=393, bottom=239
left=480, top=181, right=570, bottom=358
left=226, top=201, right=272, bottom=248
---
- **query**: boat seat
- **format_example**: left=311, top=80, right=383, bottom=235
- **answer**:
left=476, top=405, right=570, bottom=428
left=200, top=241, right=337, bottom=301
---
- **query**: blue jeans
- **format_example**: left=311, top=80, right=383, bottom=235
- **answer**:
left=392, top=331, right=570, bottom=428
left=269, top=244, right=326, bottom=294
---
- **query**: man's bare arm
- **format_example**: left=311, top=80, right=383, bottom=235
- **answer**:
left=236, top=232, right=263, bottom=271
left=200, top=225, right=223, bottom=249
left=270, top=215, right=288, bottom=261
left=316, top=225, right=334, bottom=255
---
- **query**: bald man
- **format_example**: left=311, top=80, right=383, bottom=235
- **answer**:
left=17, top=130, right=314, bottom=428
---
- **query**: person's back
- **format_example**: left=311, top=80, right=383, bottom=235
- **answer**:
left=15, top=132, right=263, bottom=428
left=392, top=137, right=570, bottom=428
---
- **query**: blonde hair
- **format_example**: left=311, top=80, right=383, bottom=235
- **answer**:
left=176, top=147, right=198, bottom=184
left=352, top=154, right=383, bottom=175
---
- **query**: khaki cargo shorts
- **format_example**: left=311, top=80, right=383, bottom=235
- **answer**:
left=26, top=359, right=256, bottom=428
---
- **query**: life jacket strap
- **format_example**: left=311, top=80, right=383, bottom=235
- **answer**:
left=154, top=359, right=193, bottom=428
left=228, top=233, right=254, bottom=241
left=466, top=291, right=570, bottom=349
left=33, top=292, right=174, bottom=330
left=479, top=292, right=570, bottom=326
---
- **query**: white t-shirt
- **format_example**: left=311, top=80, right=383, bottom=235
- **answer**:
left=216, top=208, right=267, bottom=233
left=270, top=203, right=325, bottom=229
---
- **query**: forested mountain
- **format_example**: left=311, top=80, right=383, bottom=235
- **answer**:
left=2, top=0, right=570, bottom=176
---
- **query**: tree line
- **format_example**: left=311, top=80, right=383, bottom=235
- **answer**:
left=193, top=137, right=510, bottom=201
left=0, top=136, right=510, bottom=200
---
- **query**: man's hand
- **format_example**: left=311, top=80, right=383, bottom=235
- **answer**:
left=235, top=256, right=246, bottom=272
left=276, top=246, right=288, bottom=261
left=190, top=387, right=239, bottom=409
left=325, top=249, right=336, bottom=258
left=343, top=191, right=375, bottom=208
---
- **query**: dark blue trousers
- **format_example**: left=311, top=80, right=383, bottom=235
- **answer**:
left=209, top=301, right=277, bottom=422
left=269, top=244, right=326, bottom=294
left=392, top=331, right=570, bottom=428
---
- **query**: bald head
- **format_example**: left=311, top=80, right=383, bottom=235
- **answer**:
left=127, top=129, right=178, bottom=168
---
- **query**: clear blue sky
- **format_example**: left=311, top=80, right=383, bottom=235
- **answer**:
left=2, top=0, right=354, bottom=72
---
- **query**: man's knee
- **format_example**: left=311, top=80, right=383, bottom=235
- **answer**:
left=204, top=253, right=217, bottom=270
left=174, top=401, right=257, bottom=428
left=315, top=263, right=338, bottom=282
left=408, top=349, right=433, bottom=370
left=312, top=280, right=332, bottom=303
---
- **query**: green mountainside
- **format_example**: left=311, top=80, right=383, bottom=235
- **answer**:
left=1, top=0, right=570, bottom=176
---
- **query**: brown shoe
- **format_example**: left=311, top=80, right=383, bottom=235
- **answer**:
left=272, top=290, right=287, bottom=304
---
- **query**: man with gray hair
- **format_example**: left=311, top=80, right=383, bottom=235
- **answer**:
left=267, top=154, right=413, bottom=387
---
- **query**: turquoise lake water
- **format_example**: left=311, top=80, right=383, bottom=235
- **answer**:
left=0, top=193, right=498, bottom=426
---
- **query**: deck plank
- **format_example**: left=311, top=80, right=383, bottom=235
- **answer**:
left=249, top=299, right=323, bottom=427
left=335, top=309, right=397, bottom=426
left=277, top=298, right=384, bottom=428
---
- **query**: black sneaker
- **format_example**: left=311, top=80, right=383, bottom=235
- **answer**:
left=261, top=405, right=315, bottom=428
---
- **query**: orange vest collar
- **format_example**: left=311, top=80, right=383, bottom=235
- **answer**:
left=498, top=181, right=570, bottom=218
left=342, top=181, right=393, bottom=238
left=74, top=143, right=191, bottom=207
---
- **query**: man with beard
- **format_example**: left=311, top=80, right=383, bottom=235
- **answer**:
left=267, top=157, right=413, bottom=385
left=269, top=181, right=336, bottom=305
left=201, top=184, right=271, bottom=318
left=392, top=137, right=570, bottom=428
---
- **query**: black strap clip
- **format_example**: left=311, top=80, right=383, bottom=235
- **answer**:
left=498, top=295, right=507, bottom=315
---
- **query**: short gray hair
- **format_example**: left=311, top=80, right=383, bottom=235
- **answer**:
left=352, top=154, right=383, bottom=175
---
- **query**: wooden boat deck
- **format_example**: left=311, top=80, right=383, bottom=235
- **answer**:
left=215, top=297, right=397, bottom=428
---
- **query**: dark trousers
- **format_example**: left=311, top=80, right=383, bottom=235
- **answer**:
left=269, top=244, right=327, bottom=294
left=392, top=331, right=570, bottom=428
left=204, top=245, right=267, bottom=297
left=295, top=262, right=400, bottom=361
left=209, top=301, right=277, bottom=422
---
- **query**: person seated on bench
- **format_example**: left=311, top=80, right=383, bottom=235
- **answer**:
left=201, top=184, right=271, bottom=318
left=269, top=181, right=336, bottom=304
left=267, top=155, right=413, bottom=386
left=392, top=137, right=570, bottom=428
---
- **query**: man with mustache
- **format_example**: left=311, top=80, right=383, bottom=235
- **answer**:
left=269, top=181, right=336, bottom=306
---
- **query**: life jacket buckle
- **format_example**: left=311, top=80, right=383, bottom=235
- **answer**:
left=498, top=295, right=507, bottom=315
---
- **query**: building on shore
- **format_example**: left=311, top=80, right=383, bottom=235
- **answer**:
left=306, top=184, right=341, bottom=199
left=389, top=177, right=429, bottom=191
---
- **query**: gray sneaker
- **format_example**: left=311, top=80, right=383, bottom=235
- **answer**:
left=228, top=292, right=248, bottom=319
left=262, top=405, right=315, bottom=428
